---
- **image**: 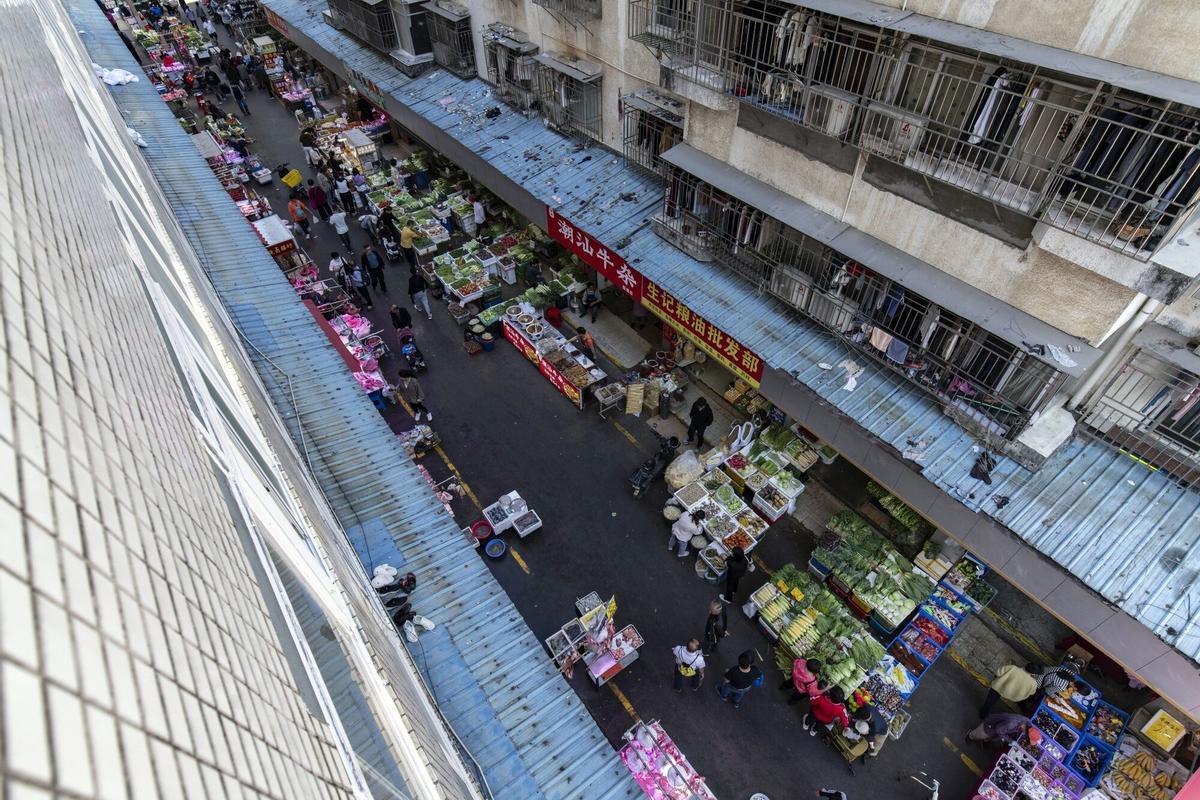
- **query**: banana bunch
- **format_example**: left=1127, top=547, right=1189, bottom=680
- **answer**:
left=1110, top=751, right=1183, bottom=800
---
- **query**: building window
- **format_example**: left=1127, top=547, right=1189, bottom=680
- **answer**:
left=425, top=0, right=475, bottom=78
left=327, top=0, right=399, bottom=52
left=630, top=0, right=1200, bottom=260
left=1082, top=344, right=1200, bottom=487
left=534, top=52, right=603, bottom=143
left=659, top=166, right=1067, bottom=437
left=532, top=0, right=601, bottom=25
left=483, top=24, right=539, bottom=115
left=621, top=90, right=685, bottom=177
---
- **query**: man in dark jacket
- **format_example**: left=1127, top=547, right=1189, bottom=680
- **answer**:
left=721, top=546, right=749, bottom=604
left=360, top=245, right=387, bottom=293
left=687, top=397, right=714, bottom=445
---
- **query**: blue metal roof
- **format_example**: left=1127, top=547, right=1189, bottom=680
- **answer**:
left=70, top=3, right=640, bottom=797
left=260, top=0, right=1200, bottom=664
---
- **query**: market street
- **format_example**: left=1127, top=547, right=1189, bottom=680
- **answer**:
left=218, top=67, right=989, bottom=799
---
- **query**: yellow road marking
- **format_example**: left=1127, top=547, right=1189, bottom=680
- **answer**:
left=433, top=445, right=482, bottom=510
left=509, top=546, right=531, bottom=575
left=611, top=420, right=640, bottom=448
left=608, top=683, right=639, bottom=721
left=941, top=737, right=984, bottom=777
left=752, top=555, right=774, bottom=576
left=944, top=648, right=1019, bottom=711
left=980, top=606, right=1055, bottom=663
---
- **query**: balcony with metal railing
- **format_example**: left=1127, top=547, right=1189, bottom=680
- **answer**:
left=629, top=0, right=1200, bottom=261
left=621, top=89, right=685, bottom=177
left=1081, top=325, right=1200, bottom=488
left=425, top=0, right=476, bottom=78
left=532, top=0, right=602, bottom=26
left=534, top=52, right=603, bottom=142
left=659, top=163, right=1071, bottom=438
left=483, top=23, right=539, bottom=115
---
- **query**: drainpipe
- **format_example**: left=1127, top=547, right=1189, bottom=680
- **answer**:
left=1095, top=291, right=1147, bottom=348
left=1067, top=296, right=1162, bottom=409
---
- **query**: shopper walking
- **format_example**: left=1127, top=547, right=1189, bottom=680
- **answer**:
left=667, top=509, right=704, bottom=559
left=779, top=657, right=826, bottom=707
left=408, top=267, right=433, bottom=320
left=329, top=209, right=353, bottom=250
left=390, top=304, right=412, bottom=338
left=360, top=245, right=387, bottom=293
left=306, top=179, right=330, bottom=221
left=328, top=251, right=348, bottom=288
left=966, top=713, right=1029, bottom=746
left=397, top=370, right=431, bottom=420
left=803, top=687, right=850, bottom=735
left=701, top=599, right=728, bottom=656
left=349, top=264, right=372, bottom=309
left=472, top=195, right=486, bottom=227
left=716, top=652, right=762, bottom=708
left=686, top=397, right=714, bottom=445
left=979, top=663, right=1039, bottom=719
left=287, top=194, right=312, bottom=239
left=671, top=639, right=706, bottom=693
left=720, top=546, right=750, bottom=604
left=400, top=219, right=420, bottom=268
left=335, top=175, right=355, bottom=212
left=202, top=14, right=216, bottom=37
left=230, top=83, right=250, bottom=115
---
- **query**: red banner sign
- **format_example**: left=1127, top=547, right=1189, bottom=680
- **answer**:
left=538, top=358, right=583, bottom=407
left=264, top=8, right=289, bottom=35
left=546, top=207, right=642, bottom=300
left=642, top=279, right=764, bottom=386
left=502, top=319, right=539, bottom=364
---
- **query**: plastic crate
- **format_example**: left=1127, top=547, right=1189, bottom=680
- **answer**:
left=1081, top=699, right=1128, bottom=749
left=808, top=555, right=832, bottom=576
left=1068, top=735, right=1115, bottom=787
left=870, top=611, right=900, bottom=637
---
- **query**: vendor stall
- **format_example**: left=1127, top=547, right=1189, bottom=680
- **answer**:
left=501, top=305, right=604, bottom=409
left=481, top=490, right=543, bottom=538
left=545, top=592, right=643, bottom=687
left=619, top=720, right=716, bottom=800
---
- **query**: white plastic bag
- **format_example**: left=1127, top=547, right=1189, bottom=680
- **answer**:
left=664, top=449, right=704, bottom=490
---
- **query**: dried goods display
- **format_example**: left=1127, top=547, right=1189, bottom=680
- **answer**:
left=673, top=482, right=708, bottom=509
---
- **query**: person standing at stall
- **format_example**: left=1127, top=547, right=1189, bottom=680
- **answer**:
left=978, top=663, right=1039, bottom=719
left=966, top=713, right=1029, bottom=747
left=701, top=599, right=728, bottom=656
left=568, top=327, right=595, bottom=361
left=671, top=639, right=706, bottom=693
left=667, top=509, right=705, bottom=559
left=472, top=195, right=486, bottom=227
left=720, top=546, right=749, bottom=604
left=779, top=657, right=826, bottom=707
left=579, top=282, right=601, bottom=323
left=328, top=251, right=348, bottom=289
left=408, top=268, right=433, bottom=321
left=803, top=687, right=850, bottom=735
left=847, top=705, right=890, bottom=757
left=399, top=219, right=420, bottom=268
left=397, top=370, right=431, bottom=421
left=686, top=397, right=714, bottom=446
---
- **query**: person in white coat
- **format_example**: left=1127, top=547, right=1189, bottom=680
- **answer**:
left=668, top=509, right=706, bottom=559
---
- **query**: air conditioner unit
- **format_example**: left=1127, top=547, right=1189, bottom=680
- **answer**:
left=805, top=84, right=857, bottom=138
left=859, top=101, right=927, bottom=159
left=322, top=8, right=345, bottom=30
left=391, top=0, right=432, bottom=57
left=769, top=265, right=812, bottom=311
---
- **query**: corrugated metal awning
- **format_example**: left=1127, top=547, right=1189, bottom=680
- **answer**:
left=790, top=0, right=1200, bottom=108
left=660, top=143, right=1100, bottom=377
left=533, top=52, right=601, bottom=83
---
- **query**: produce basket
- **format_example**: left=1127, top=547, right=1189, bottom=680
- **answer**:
left=698, top=544, right=728, bottom=578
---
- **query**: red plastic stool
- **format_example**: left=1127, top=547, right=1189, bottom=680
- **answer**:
left=544, top=306, right=562, bottom=328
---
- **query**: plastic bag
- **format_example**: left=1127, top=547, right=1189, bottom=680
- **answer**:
left=664, top=449, right=704, bottom=490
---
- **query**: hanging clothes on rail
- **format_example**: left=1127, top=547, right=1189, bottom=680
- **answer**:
left=1056, top=105, right=1153, bottom=198
left=964, top=67, right=1027, bottom=146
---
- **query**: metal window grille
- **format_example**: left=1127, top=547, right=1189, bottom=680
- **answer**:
left=659, top=165, right=1066, bottom=436
left=483, top=24, right=539, bottom=114
left=629, top=0, right=1200, bottom=260
left=327, top=0, right=399, bottom=52
left=425, top=1, right=475, bottom=77
left=532, top=0, right=602, bottom=25
left=621, top=92, right=685, bottom=177
left=1081, top=347, right=1200, bottom=488
left=534, top=54, right=603, bottom=143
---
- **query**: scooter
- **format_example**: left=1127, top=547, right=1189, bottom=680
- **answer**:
left=400, top=332, right=428, bottom=373
left=629, top=433, right=680, bottom=498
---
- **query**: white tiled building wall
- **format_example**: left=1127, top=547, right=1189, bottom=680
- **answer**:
left=0, top=4, right=359, bottom=798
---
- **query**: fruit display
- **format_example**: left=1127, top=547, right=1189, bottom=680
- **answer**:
left=1106, top=743, right=1186, bottom=800
left=899, top=627, right=940, bottom=662
left=722, top=531, right=754, bottom=552
left=1086, top=703, right=1126, bottom=746
left=911, top=614, right=951, bottom=646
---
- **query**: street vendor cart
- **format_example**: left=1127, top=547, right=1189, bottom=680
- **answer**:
left=545, top=592, right=644, bottom=687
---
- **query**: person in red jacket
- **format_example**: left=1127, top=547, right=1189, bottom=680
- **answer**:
left=803, top=686, right=850, bottom=735
left=779, top=657, right=828, bottom=707
left=306, top=178, right=330, bottom=221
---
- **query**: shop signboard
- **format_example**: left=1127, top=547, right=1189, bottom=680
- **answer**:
left=343, top=64, right=387, bottom=110
left=641, top=278, right=765, bottom=387
left=501, top=319, right=539, bottom=364
left=264, top=8, right=289, bottom=35
left=546, top=207, right=642, bottom=301
left=538, top=358, right=583, bottom=408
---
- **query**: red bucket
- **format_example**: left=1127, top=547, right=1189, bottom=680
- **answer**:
left=471, top=520, right=494, bottom=542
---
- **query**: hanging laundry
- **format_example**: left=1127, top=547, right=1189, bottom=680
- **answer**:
left=837, top=359, right=864, bottom=392
left=885, top=338, right=909, bottom=364
left=967, top=68, right=1011, bottom=144
left=868, top=327, right=893, bottom=352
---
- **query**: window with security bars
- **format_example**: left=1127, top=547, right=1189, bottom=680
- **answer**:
left=629, top=0, right=1200, bottom=260
left=532, top=0, right=602, bottom=25
left=1081, top=347, right=1200, bottom=488
left=327, top=0, right=398, bottom=52
left=535, top=59, right=603, bottom=143
left=660, top=166, right=1066, bottom=437
left=483, top=24, right=539, bottom=114
left=622, top=96, right=684, bottom=177
left=425, top=1, right=475, bottom=77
